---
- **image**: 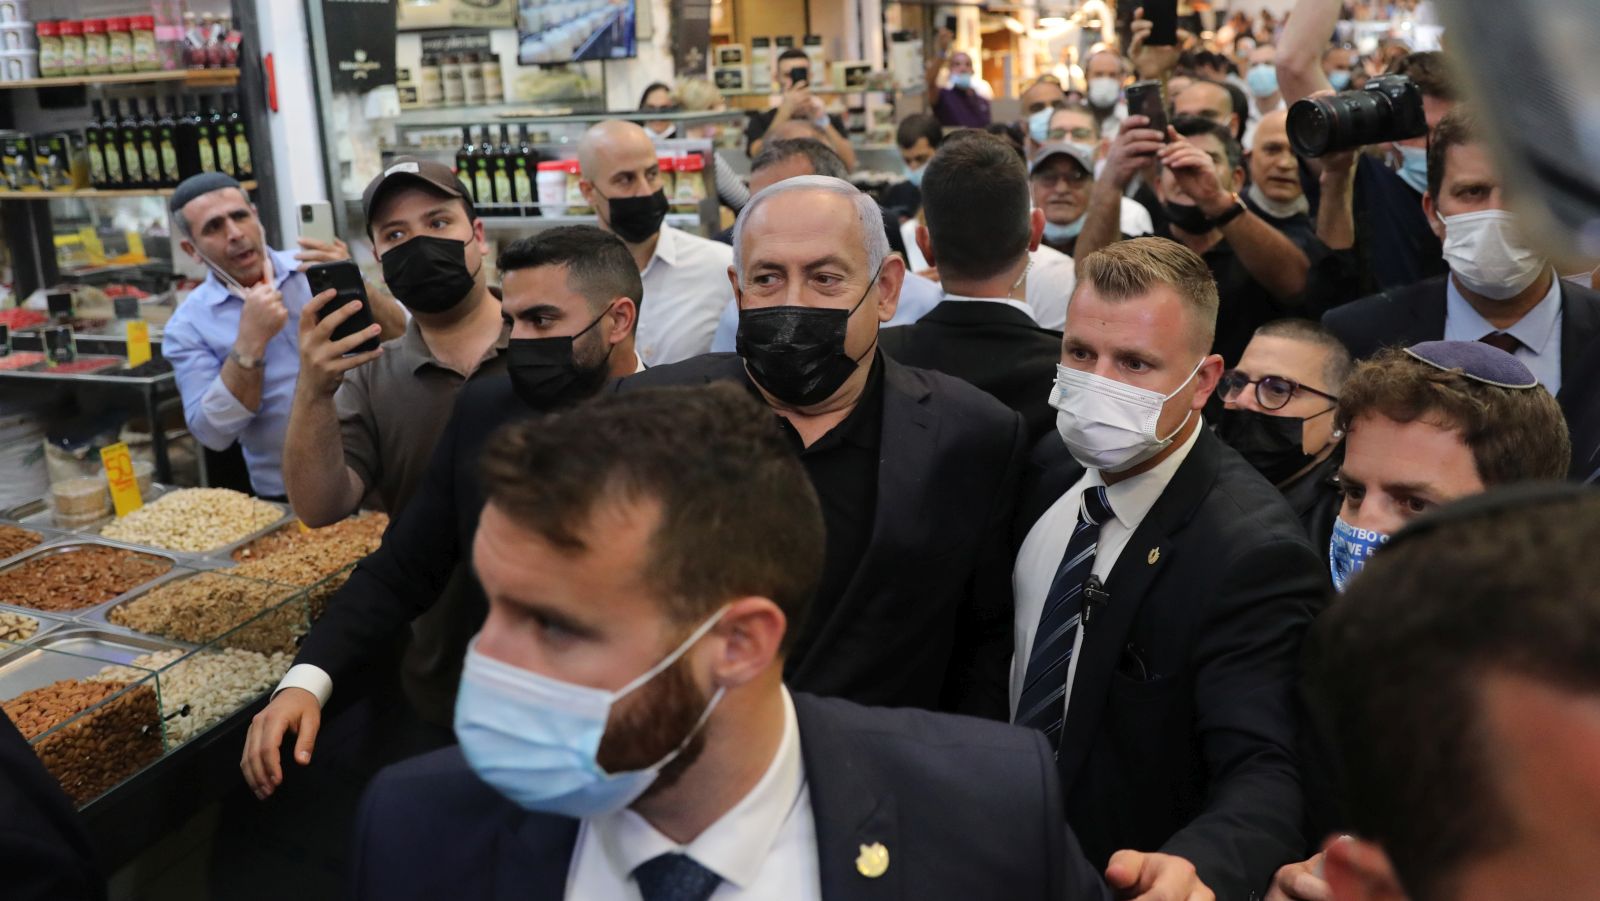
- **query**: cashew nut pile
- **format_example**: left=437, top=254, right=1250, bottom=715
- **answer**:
left=101, top=489, right=283, bottom=553
left=92, top=648, right=291, bottom=745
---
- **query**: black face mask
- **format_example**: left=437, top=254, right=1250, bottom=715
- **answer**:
left=599, top=188, right=671, bottom=244
left=736, top=264, right=881, bottom=407
left=1217, top=408, right=1329, bottom=485
left=506, top=305, right=616, bottom=410
left=381, top=235, right=480, bottom=315
left=1162, top=200, right=1213, bottom=235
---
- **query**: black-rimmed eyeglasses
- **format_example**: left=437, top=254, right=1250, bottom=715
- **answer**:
left=1218, top=370, right=1339, bottom=410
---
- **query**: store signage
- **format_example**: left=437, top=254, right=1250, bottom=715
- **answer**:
left=419, top=32, right=493, bottom=55
left=323, top=0, right=399, bottom=92
left=672, top=0, right=713, bottom=77
left=125, top=320, right=151, bottom=369
left=101, top=442, right=145, bottom=518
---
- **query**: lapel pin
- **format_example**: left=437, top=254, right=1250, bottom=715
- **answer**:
left=856, top=842, right=889, bottom=879
left=1147, top=547, right=1161, bottom=565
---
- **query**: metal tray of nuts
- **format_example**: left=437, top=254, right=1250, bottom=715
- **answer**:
left=0, top=521, right=70, bottom=569
left=0, top=626, right=189, bottom=700
left=11, top=485, right=177, bottom=536
left=0, top=541, right=182, bottom=618
left=82, top=497, right=294, bottom=563
left=79, top=568, right=306, bottom=650
left=0, top=608, right=75, bottom=646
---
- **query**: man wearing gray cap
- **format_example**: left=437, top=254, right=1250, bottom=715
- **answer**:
left=1030, top=139, right=1100, bottom=258
left=161, top=172, right=372, bottom=498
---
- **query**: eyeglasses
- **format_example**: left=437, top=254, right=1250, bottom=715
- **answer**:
left=1031, top=167, right=1091, bottom=188
left=1046, top=125, right=1097, bottom=142
left=642, top=103, right=681, bottom=114
left=1218, top=370, right=1339, bottom=410
left=1026, top=98, right=1070, bottom=114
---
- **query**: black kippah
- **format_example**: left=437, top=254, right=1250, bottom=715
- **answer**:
left=169, top=172, right=244, bottom=213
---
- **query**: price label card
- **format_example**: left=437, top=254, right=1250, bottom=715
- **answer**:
left=100, top=442, right=144, bottom=517
left=0, top=323, right=9, bottom=357
left=125, top=320, right=151, bottom=368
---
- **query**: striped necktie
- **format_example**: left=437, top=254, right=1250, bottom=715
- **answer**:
left=1015, top=486, right=1114, bottom=750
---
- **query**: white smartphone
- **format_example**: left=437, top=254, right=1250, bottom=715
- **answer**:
left=298, top=201, right=335, bottom=245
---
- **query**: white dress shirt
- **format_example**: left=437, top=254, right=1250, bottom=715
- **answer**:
left=565, top=688, right=821, bottom=900
left=1009, top=424, right=1202, bottom=719
left=897, top=218, right=1076, bottom=330
left=940, top=291, right=1039, bottom=323
left=1443, top=270, right=1563, bottom=395
left=636, top=225, right=737, bottom=367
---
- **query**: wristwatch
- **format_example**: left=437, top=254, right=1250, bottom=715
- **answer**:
left=228, top=347, right=264, bottom=370
left=1208, top=194, right=1247, bottom=229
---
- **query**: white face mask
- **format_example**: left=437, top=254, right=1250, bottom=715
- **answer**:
left=1087, top=77, right=1122, bottom=109
left=1438, top=209, right=1547, bottom=300
left=1049, top=359, right=1203, bottom=473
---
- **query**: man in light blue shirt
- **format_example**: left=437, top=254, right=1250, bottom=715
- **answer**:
left=162, top=173, right=323, bottom=498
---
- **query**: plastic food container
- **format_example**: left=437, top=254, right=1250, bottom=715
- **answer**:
left=657, top=156, right=677, bottom=202
left=674, top=154, right=706, bottom=206
left=106, top=17, right=132, bottom=73
left=563, top=159, right=587, bottom=212
left=56, top=19, right=82, bottom=76
left=0, top=21, right=33, bottom=52
left=34, top=20, right=58, bottom=76
left=130, top=15, right=157, bottom=71
left=536, top=160, right=568, bottom=215
left=0, top=1, right=26, bottom=25
left=0, top=48, right=37, bottom=82
left=81, top=19, right=107, bottom=75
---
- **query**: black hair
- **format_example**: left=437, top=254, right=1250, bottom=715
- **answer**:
left=896, top=113, right=943, bottom=151
left=638, top=82, right=672, bottom=109
left=1171, top=113, right=1244, bottom=171
left=498, top=226, right=643, bottom=314
left=921, top=130, right=1032, bottom=281
left=751, top=138, right=848, bottom=180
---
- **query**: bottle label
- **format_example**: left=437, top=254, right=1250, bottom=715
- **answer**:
left=105, top=144, right=124, bottom=183
left=234, top=136, right=252, bottom=177
left=513, top=170, right=532, bottom=205
left=161, top=141, right=179, bottom=182
left=474, top=169, right=493, bottom=204
left=142, top=143, right=160, bottom=182
left=216, top=136, right=235, bottom=176
left=493, top=170, right=511, bottom=206
left=123, top=142, right=144, bottom=182
left=88, top=144, right=107, bottom=185
left=198, top=130, right=215, bottom=173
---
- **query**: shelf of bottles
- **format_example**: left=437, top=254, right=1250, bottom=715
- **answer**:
left=79, top=92, right=256, bottom=191
left=0, top=68, right=239, bottom=91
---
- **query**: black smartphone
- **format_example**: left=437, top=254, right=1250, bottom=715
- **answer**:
left=1125, top=80, right=1168, bottom=140
left=1144, top=0, right=1179, bottom=46
left=944, top=14, right=957, bottom=33
left=305, top=261, right=380, bottom=355
left=790, top=64, right=808, bottom=87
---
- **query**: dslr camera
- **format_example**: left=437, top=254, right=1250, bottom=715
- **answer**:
left=1287, top=74, right=1428, bottom=157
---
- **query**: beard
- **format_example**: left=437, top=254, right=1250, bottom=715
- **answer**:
left=594, top=651, right=710, bottom=800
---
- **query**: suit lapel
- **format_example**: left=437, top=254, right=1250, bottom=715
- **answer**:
left=795, top=695, right=903, bottom=901
left=1557, top=282, right=1600, bottom=393
left=496, top=812, right=579, bottom=901
left=1053, top=431, right=1220, bottom=791
left=794, top=357, right=939, bottom=665
left=1411, top=278, right=1448, bottom=344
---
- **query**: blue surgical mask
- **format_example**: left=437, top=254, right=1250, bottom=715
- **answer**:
left=906, top=164, right=926, bottom=187
left=951, top=73, right=973, bottom=90
left=1394, top=143, right=1428, bottom=195
left=454, top=607, right=728, bottom=818
left=1328, top=70, right=1352, bottom=90
left=1028, top=106, right=1053, bottom=143
left=1328, top=516, right=1388, bottom=592
left=1247, top=64, right=1278, bottom=98
left=1043, top=214, right=1087, bottom=242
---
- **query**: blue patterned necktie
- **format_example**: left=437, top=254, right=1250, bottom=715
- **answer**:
left=1015, top=486, right=1114, bottom=750
left=634, top=852, right=723, bottom=901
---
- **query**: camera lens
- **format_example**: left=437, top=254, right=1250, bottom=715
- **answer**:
left=1287, top=75, right=1428, bottom=158
left=1288, top=101, right=1337, bottom=157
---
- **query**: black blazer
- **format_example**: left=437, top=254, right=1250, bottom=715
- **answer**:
left=350, top=693, right=1112, bottom=901
left=880, top=300, right=1063, bottom=443
left=619, top=353, right=1027, bottom=718
left=1322, top=274, right=1600, bottom=399
left=1014, top=428, right=1326, bottom=899
left=0, top=713, right=105, bottom=901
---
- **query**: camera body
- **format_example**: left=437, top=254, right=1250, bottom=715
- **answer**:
left=1287, top=74, right=1428, bottom=158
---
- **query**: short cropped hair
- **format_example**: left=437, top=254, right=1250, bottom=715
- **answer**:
left=896, top=113, right=943, bottom=151
left=480, top=383, right=825, bottom=652
left=1334, top=347, right=1570, bottom=484
left=732, top=175, right=888, bottom=283
left=1426, top=105, right=1477, bottom=200
left=498, top=226, right=643, bottom=316
left=1171, top=114, right=1244, bottom=171
left=751, top=137, right=848, bottom=180
left=1389, top=50, right=1458, bottom=102
left=1075, top=237, right=1220, bottom=354
left=1308, top=487, right=1600, bottom=900
left=1255, top=319, right=1355, bottom=392
left=921, top=131, right=1032, bottom=281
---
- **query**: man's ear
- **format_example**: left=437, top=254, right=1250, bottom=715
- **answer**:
left=1423, top=191, right=1445, bottom=243
left=1028, top=208, right=1045, bottom=252
left=915, top=224, right=937, bottom=269
left=707, top=597, right=787, bottom=689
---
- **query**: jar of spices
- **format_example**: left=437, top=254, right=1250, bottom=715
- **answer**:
left=462, top=52, right=485, bottom=105
left=481, top=53, right=503, bottom=103
left=35, top=20, right=60, bottom=77
left=417, top=54, right=442, bottom=107
left=130, top=16, right=157, bottom=71
left=106, top=17, right=133, bottom=73
left=657, top=156, right=677, bottom=203
left=81, top=19, right=109, bottom=75
left=674, top=154, right=707, bottom=206
left=57, top=19, right=83, bottom=75
left=441, top=54, right=465, bottom=106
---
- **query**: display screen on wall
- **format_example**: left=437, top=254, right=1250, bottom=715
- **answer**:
left=518, top=0, right=637, bottom=65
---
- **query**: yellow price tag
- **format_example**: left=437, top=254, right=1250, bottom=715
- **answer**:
left=125, top=320, right=151, bottom=368
left=99, top=442, right=144, bottom=517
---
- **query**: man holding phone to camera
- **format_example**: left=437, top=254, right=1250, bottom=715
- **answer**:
left=164, top=172, right=368, bottom=500
left=745, top=48, right=856, bottom=170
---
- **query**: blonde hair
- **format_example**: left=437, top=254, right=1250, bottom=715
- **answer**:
left=675, top=76, right=723, bottom=112
left=1076, top=237, right=1220, bottom=353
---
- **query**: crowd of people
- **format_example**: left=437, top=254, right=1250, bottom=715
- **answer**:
left=9, top=0, right=1600, bottom=898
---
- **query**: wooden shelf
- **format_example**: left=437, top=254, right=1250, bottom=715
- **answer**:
left=0, top=68, right=240, bottom=91
left=0, top=180, right=257, bottom=200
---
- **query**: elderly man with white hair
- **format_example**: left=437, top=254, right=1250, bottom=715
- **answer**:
left=577, top=119, right=735, bottom=365
left=618, top=174, right=1029, bottom=718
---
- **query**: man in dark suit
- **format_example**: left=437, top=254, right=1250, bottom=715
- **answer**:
left=242, top=227, right=645, bottom=799
left=622, top=174, right=1027, bottom=720
left=1323, top=105, right=1600, bottom=402
left=1015, top=237, right=1324, bottom=897
left=353, top=385, right=1207, bottom=901
left=1, top=713, right=104, bottom=901
left=880, top=131, right=1064, bottom=443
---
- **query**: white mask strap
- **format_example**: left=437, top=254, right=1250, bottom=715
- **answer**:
left=616, top=605, right=731, bottom=700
